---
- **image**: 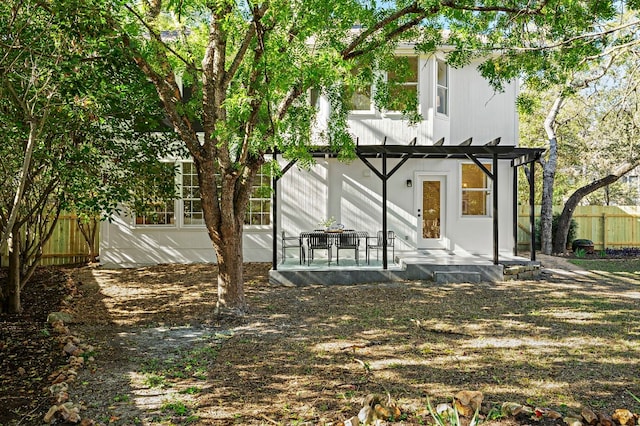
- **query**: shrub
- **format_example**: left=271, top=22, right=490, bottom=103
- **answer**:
left=534, top=213, right=578, bottom=250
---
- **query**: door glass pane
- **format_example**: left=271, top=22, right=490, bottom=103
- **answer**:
left=422, top=180, right=441, bottom=239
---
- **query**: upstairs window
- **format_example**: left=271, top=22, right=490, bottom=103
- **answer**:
left=387, top=56, right=419, bottom=112
left=346, top=67, right=373, bottom=112
left=461, top=163, right=491, bottom=216
left=436, top=60, right=449, bottom=116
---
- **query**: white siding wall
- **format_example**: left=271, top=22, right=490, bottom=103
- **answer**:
left=448, top=62, right=518, bottom=145
left=280, top=158, right=514, bottom=256
left=100, top=216, right=272, bottom=268
left=100, top=53, right=519, bottom=267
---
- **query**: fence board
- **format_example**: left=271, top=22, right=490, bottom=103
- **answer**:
left=1, top=214, right=99, bottom=267
left=518, top=205, right=640, bottom=251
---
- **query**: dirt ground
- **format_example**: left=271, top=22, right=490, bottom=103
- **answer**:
left=1, top=257, right=640, bottom=425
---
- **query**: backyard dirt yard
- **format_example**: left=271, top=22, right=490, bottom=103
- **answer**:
left=1, top=256, right=640, bottom=425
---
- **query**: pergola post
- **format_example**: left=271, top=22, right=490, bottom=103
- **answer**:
left=382, top=151, right=388, bottom=269
left=493, top=153, right=499, bottom=265
left=529, top=163, right=536, bottom=261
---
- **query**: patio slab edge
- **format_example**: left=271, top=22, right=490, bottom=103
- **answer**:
left=269, top=263, right=505, bottom=286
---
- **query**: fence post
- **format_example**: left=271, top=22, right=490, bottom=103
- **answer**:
left=602, top=213, right=607, bottom=250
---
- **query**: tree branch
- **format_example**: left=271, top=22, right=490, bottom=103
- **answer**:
left=340, top=2, right=424, bottom=59
left=223, top=3, right=269, bottom=90
left=124, top=3, right=201, bottom=73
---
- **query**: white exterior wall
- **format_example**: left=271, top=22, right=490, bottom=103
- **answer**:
left=280, top=158, right=514, bottom=256
left=100, top=216, right=272, bottom=268
left=100, top=52, right=518, bottom=267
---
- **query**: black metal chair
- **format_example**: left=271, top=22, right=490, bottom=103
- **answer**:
left=335, top=232, right=361, bottom=265
left=281, top=231, right=305, bottom=264
left=366, top=230, right=395, bottom=264
left=307, top=232, right=332, bottom=266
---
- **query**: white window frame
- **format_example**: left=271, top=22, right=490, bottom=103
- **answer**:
left=133, top=199, right=177, bottom=227
left=180, top=160, right=272, bottom=228
left=346, top=67, right=375, bottom=114
left=132, top=162, right=178, bottom=227
left=460, top=162, right=492, bottom=218
left=181, top=161, right=205, bottom=226
left=436, top=59, right=449, bottom=117
left=386, top=55, right=420, bottom=113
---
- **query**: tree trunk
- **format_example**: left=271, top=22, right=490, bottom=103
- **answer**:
left=540, top=94, right=564, bottom=255
left=6, top=224, right=22, bottom=313
left=214, top=227, right=245, bottom=316
left=553, top=161, right=640, bottom=254
left=1, top=121, right=39, bottom=249
left=77, top=217, right=99, bottom=263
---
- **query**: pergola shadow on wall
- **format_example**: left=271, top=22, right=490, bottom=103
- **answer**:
left=271, top=137, right=545, bottom=271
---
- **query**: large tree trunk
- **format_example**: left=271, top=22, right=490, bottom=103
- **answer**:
left=214, top=227, right=245, bottom=315
left=6, top=224, right=22, bottom=313
left=553, top=161, right=640, bottom=253
left=540, top=94, right=564, bottom=255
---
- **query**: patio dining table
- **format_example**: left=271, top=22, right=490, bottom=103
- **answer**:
left=300, top=230, right=368, bottom=266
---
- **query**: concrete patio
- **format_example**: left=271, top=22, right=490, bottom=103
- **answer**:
left=269, top=249, right=540, bottom=286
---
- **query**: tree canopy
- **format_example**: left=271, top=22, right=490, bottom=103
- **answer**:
left=0, top=0, right=180, bottom=313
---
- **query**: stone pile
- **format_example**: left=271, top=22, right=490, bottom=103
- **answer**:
left=42, top=310, right=95, bottom=425
left=333, top=390, right=639, bottom=426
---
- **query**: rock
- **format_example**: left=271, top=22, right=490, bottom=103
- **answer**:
left=501, top=402, right=524, bottom=416
left=44, top=405, right=59, bottom=423
left=339, top=416, right=360, bottom=426
left=47, top=312, right=73, bottom=324
left=59, top=402, right=81, bottom=422
left=598, top=411, right=614, bottom=426
left=546, top=410, right=563, bottom=420
left=564, top=416, right=584, bottom=426
left=63, top=342, right=80, bottom=356
left=52, top=373, right=67, bottom=384
left=56, top=391, right=69, bottom=404
left=17, top=367, right=26, bottom=376
left=358, top=405, right=374, bottom=425
left=581, top=407, right=598, bottom=425
left=613, top=409, right=636, bottom=426
left=49, top=382, right=68, bottom=396
left=374, top=402, right=401, bottom=420
left=71, top=348, right=85, bottom=357
left=51, top=321, right=69, bottom=335
left=69, top=356, right=84, bottom=368
left=454, top=391, right=483, bottom=417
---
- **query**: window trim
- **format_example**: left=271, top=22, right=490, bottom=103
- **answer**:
left=460, top=162, right=492, bottom=218
left=436, top=59, right=449, bottom=117
left=132, top=199, right=178, bottom=227
left=385, top=55, right=420, bottom=114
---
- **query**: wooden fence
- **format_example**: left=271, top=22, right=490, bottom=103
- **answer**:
left=517, top=205, right=640, bottom=250
left=1, top=214, right=99, bottom=267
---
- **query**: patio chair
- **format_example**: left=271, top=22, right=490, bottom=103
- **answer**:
left=307, top=232, right=332, bottom=266
left=281, top=231, right=305, bottom=264
left=366, top=230, right=395, bottom=264
left=335, top=232, right=360, bottom=265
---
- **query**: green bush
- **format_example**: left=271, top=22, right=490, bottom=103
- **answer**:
left=534, top=213, right=578, bottom=250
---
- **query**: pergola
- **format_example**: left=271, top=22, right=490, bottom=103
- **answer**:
left=271, top=138, right=545, bottom=271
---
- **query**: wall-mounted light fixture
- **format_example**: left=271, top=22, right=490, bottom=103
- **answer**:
left=406, top=179, right=413, bottom=188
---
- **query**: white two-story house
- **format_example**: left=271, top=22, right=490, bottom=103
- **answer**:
left=100, top=46, right=542, bottom=274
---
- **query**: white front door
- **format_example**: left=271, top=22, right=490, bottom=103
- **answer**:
left=417, top=175, right=446, bottom=248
